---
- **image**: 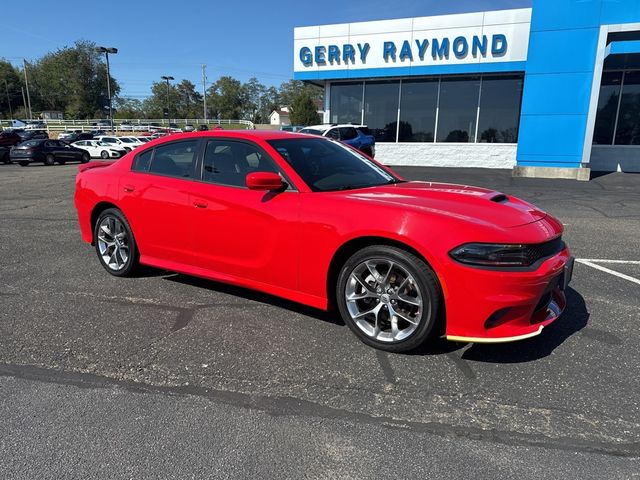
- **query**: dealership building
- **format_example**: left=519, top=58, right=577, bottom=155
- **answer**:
left=294, top=0, right=640, bottom=179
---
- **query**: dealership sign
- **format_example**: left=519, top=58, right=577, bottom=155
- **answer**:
left=294, top=8, right=531, bottom=79
left=299, top=34, right=508, bottom=67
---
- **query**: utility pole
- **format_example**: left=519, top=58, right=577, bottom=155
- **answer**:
left=96, top=47, right=118, bottom=132
left=202, top=64, right=207, bottom=122
left=21, top=87, right=27, bottom=117
left=4, top=79, right=12, bottom=119
left=22, top=59, right=32, bottom=120
left=161, top=75, right=174, bottom=125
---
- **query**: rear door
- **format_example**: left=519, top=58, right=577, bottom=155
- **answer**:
left=118, top=140, right=201, bottom=266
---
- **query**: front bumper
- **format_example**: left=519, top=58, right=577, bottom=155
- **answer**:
left=443, top=246, right=573, bottom=343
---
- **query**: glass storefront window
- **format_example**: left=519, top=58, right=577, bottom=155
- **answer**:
left=398, top=79, right=438, bottom=142
left=477, top=75, right=523, bottom=143
left=363, top=81, right=400, bottom=142
left=330, top=82, right=363, bottom=124
left=593, top=72, right=622, bottom=145
left=615, top=71, right=640, bottom=145
left=436, top=77, right=480, bottom=143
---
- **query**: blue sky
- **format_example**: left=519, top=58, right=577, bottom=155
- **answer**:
left=1, top=0, right=530, bottom=99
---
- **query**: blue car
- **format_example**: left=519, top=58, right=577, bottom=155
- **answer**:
left=299, top=124, right=376, bottom=157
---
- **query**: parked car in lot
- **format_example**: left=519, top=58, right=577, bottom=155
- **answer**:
left=17, top=129, right=50, bottom=142
left=119, top=136, right=145, bottom=148
left=0, top=146, right=9, bottom=163
left=119, top=121, right=134, bottom=131
left=197, top=124, right=209, bottom=131
left=93, top=136, right=135, bottom=152
left=0, top=130, right=23, bottom=147
left=184, top=124, right=195, bottom=132
left=72, top=140, right=126, bottom=159
left=60, top=132, right=94, bottom=144
left=135, top=136, right=152, bottom=143
left=11, top=139, right=89, bottom=166
left=299, top=124, right=376, bottom=157
left=74, top=130, right=573, bottom=352
left=58, top=130, right=82, bottom=140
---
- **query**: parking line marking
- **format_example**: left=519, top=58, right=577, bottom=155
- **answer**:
left=577, top=259, right=640, bottom=265
left=576, top=259, right=640, bottom=286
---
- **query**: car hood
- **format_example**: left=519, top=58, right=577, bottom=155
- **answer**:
left=341, top=181, right=547, bottom=228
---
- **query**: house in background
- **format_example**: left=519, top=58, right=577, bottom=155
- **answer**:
left=269, top=106, right=291, bottom=126
left=40, top=111, right=64, bottom=120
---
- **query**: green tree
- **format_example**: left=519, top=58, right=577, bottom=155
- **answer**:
left=27, top=40, right=119, bottom=119
left=142, top=81, right=182, bottom=118
left=207, top=76, right=245, bottom=119
left=278, top=79, right=322, bottom=107
left=289, top=91, right=320, bottom=126
left=175, top=79, right=203, bottom=118
left=113, top=97, right=144, bottom=119
left=0, top=60, right=22, bottom=119
left=241, top=77, right=266, bottom=123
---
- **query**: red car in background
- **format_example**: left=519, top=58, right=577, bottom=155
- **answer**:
left=74, top=131, right=573, bottom=352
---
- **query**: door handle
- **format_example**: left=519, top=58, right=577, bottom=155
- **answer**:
left=193, top=200, right=208, bottom=209
left=123, top=185, right=135, bottom=193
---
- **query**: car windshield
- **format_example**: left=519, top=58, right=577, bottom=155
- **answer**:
left=21, top=140, right=42, bottom=147
left=267, top=138, right=399, bottom=192
left=299, top=128, right=325, bottom=136
left=97, top=141, right=110, bottom=146
left=120, top=137, right=134, bottom=143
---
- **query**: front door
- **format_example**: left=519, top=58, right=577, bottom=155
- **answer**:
left=187, top=138, right=300, bottom=291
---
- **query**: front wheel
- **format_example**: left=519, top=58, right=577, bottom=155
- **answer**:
left=94, top=208, right=139, bottom=277
left=100, top=150, right=109, bottom=159
left=44, top=154, right=55, bottom=166
left=336, top=245, right=442, bottom=352
left=81, top=152, right=90, bottom=163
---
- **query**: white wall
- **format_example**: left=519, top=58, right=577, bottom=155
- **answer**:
left=375, top=143, right=517, bottom=168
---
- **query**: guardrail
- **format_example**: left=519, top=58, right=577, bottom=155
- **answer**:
left=0, top=118, right=255, bottom=132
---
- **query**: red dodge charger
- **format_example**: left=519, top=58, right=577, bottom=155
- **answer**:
left=74, top=130, right=573, bottom=352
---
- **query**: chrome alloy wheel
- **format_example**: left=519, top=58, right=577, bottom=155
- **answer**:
left=345, top=259, right=425, bottom=342
left=97, top=216, right=130, bottom=271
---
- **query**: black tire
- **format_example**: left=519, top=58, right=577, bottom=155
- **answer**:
left=19, top=161, right=29, bottom=167
left=336, top=245, right=442, bottom=353
left=1, top=152, right=9, bottom=164
left=93, top=208, right=140, bottom=277
left=44, top=154, right=55, bottom=166
left=100, top=150, right=109, bottom=159
left=81, top=152, right=90, bottom=163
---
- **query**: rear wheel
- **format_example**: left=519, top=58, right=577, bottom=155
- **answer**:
left=336, top=245, right=441, bottom=352
left=81, top=152, right=90, bottom=163
left=44, top=154, right=55, bottom=166
left=100, top=150, right=109, bottom=159
left=94, top=208, right=139, bottom=277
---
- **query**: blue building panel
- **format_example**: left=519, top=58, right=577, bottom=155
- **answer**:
left=525, top=28, right=600, bottom=74
left=520, top=72, right=594, bottom=116
left=530, top=0, right=602, bottom=32
left=518, top=114, right=589, bottom=157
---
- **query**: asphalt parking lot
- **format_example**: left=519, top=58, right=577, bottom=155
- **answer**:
left=0, top=162, right=639, bottom=478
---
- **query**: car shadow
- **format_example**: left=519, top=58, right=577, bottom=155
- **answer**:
left=148, top=267, right=588, bottom=360
left=162, top=272, right=345, bottom=327
left=459, top=287, right=589, bottom=363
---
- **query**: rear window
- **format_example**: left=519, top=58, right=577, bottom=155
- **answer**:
left=356, top=126, right=371, bottom=136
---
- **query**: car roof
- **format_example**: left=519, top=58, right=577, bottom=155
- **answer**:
left=144, top=130, right=320, bottom=142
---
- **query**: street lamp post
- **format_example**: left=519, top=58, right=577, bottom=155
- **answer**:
left=161, top=75, right=174, bottom=126
left=96, top=46, right=118, bottom=132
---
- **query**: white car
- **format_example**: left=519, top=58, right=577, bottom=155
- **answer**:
left=135, top=136, right=152, bottom=143
left=119, top=136, right=145, bottom=147
left=94, top=135, right=137, bottom=152
left=72, top=140, right=126, bottom=159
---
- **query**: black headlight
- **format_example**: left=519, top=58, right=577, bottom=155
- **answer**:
left=449, top=243, right=531, bottom=267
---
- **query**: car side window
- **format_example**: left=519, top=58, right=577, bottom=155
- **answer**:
left=44, top=141, right=54, bottom=148
left=132, top=149, right=153, bottom=172
left=339, top=127, right=358, bottom=140
left=202, top=140, right=279, bottom=188
left=147, top=140, right=198, bottom=178
left=326, top=128, right=340, bottom=140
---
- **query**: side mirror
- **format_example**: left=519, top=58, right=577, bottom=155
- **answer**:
left=246, top=172, right=284, bottom=191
